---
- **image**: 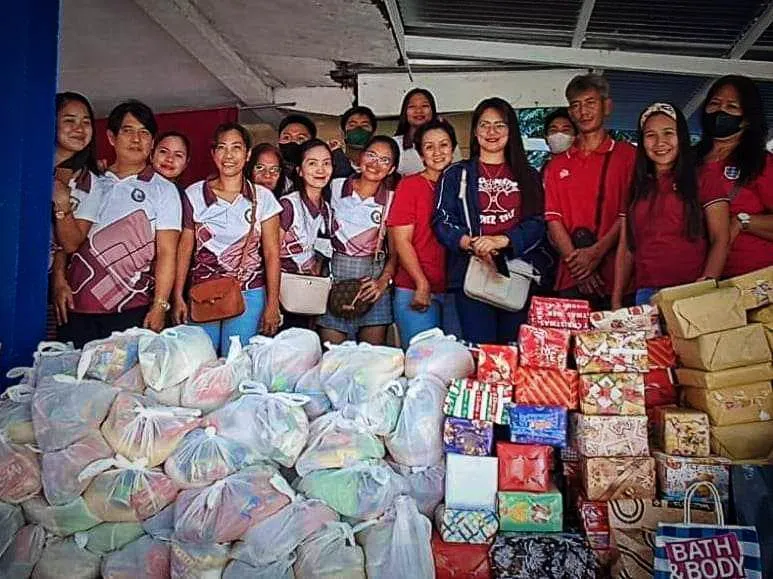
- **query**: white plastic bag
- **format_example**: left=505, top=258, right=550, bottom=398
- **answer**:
left=385, top=374, right=447, bottom=467
left=29, top=341, right=81, bottom=387
left=0, top=382, right=35, bottom=444
left=247, top=328, right=322, bottom=392
left=77, top=329, right=152, bottom=383
left=180, top=336, right=251, bottom=412
left=101, top=535, right=171, bottom=579
left=404, top=328, right=474, bottom=383
left=170, top=539, right=229, bottom=579
left=0, top=524, right=45, bottom=578
left=139, top=326, right=216, bottom=392
left=388, top=459, right=445, bottom=519
left=0, top=502, right=25, bottom=556
left=224, top=552, right=295, bottom=579
left=294, top=364, right=331, bottom=420
left=32, top=537, right=102, bottom=579
left=21, top=496, right=101, bottom=537
left=42, top=431, right=114, bottom=506
left=112, top=365, right=146, bottom=394
left=141, top=504, right=175, bottom=541
left=74, top=522, right=145, bottom=555
left=294, top=522, right=365, bottom=579
left=0, top=435, right=41, bottom=503
left=340, top=379, right=404, bottom=436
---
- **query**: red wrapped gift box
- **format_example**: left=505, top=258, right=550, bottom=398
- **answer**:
left=518, top=325, right=571, bottom=370
left=496, top=441, right=553, bottom=492
left=513, top=367, right=579, bottom=409
left=477, top=344, right=519, bottom=384
left=644, top=368, right=678, bottom=407
left=647, top=336, right=677, bottom=369
left=432, top=531, right=491, bottom=579
left=528, top=297, right=591, bottom=331
left=578, top=498, right=610, bottom=550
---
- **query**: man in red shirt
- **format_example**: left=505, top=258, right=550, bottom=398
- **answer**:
left=544, top=74, right=636, bottom=308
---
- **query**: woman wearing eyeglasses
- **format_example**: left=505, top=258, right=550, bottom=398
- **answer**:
left=317, top=136, right=400, bottom=345
left=246, top=143, right=287, bottom=199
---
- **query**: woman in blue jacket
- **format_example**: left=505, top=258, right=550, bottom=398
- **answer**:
left=433, top=97, right=546, bottom=344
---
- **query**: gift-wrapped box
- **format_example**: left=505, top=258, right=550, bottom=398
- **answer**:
left=683, top=382, right=773, bottom=426
left=578, top=499, right=610, bottom=550
left=710, top=420, right=773, bottom=460
left=574, top=331, right=648, bottom=374
left=652, top=452, right=730, bottom=503
left=589, top=305, right=662, bottom=339
left=490, top=534, right=598, bottom=579
left=660, top=287, right=746, bottom=339
left=496, top=442, right=553, bottom=492
left=508, top=405, right=567, bottom=448
left=445, top=453, right=498, bottom=510
left=653, top=406, right=710, bottom=457
left=434, top=504, right=498, bottom=544
left=675, top=362, right=773, bottom=390
left=717, top=265, right=773, bottom=310
left=582, top=457, right=656, bottom=501
left=571, top=414, right=650, bottom=457
left=513, top=367, right=579, bottom=410
left=444, top=379, right=511, bottom=425
left=477, top=344, right=518, bottom=384
left=518, top=325, right=571, bottom=370
left=528, top=297, right=591, bottom=331
left=647, top=337, right=677, bottom=369
left=497, top=488, right=563, bottom=532
left=579, top=373, right=645, bottom=416
left=644, top=368, right=677, bottom=407
left=750, top=304, right=773, bottom=324
left=443, top=417, right=494, bottom=456
left=652, top=279, right=717, bottom=306
left=431, top=531, right=491, bottom=579
left=672, top=323, right=771, bottom=372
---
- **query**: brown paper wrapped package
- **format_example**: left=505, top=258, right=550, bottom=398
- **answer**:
left=651, top=280, right=717, bottom=307
left=653, top=406, right=710, bottom=457
left=675, top=362, right=773, bottom=389
left=660, top=287, right=746, bottom=339
left=683, top=382, right=773, bottom=426
left=582, top=457, right=656, bottom=501
left=672, top=324, right=771, bottom=372
left=710, top=420, right=773, bottom=460
left=718, top=265, right=773, bottom=310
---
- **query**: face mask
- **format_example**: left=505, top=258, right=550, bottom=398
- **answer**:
left=705, top=111, right=744, bottom=139
left=279, top=142, right=302, bottom=166
left=546, top=132, right=574, bottom=154
left=344, top=127, right=372, bottom=149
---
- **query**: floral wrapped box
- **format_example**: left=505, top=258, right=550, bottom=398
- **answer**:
left=571, top=414, right=650, bottom=457
left=496, top=441, right=553, bottom=492
left=477, top=344, right=519, bottom=385
left=443, top=417, right=494, bottom=456
left=489, top=534, right=598, bottom=578
left=652, top=452, right=730, bottom=503
left=444, top=379, right=511, bottom=424
left=589, top=305, right=662, bottom=339
left=513, top=367, right=579, bottom=410
left=508, top=404, right=567, bottom=448
left=653, top=406, right=710, bottom=457
left=497, top=487, right=563, bottom=532
left=518, top=325, right=571, bottom=370
left=527, top=296, right=591, bottom=331
left=579, top=373, right=646, bottom=416
left=574, top=330, right=648, bottom=374
left=434, top=504, right=498, bottom=544
left=582, top=456, right=656, bottom=501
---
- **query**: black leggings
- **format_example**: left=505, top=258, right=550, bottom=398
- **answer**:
left=58, top=307, right=149, bottom=348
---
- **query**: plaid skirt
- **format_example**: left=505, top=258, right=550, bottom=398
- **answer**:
left=317, top=253, right=393, bottom=338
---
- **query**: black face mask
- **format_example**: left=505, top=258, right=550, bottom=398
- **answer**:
left=705, top=111, right=744, bottom=139
left=279, top=142, right=302, bottom=167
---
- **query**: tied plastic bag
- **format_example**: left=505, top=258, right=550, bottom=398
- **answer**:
left=388, top=459, right=445, bottom=519
left=164, top=426, right=255, bottom=489
left=173, top=465, right=291, bottom=544
left=297, top=458, right=407, bottom=520
left=385, top=374, right=447, bottom=467
left=142, top=504, right=175, bottom=541
left=42, top=431, right=114, bottom=506
left=112, top=365, right=146, bottom=394
left=405, top=328, right=475, bottom=383
left=101, top=392, right=201, bottom=468
left=170, top=539, right=229, bottom=579
left=101, top=535, right=171, bottom=579
left=224, top=552, right=295, bottom=579
left=81, top=454, right=180, bottom=522
left=356, top=496, right=435, bottom=579
left=0, top=381, right=35, bottom=444
left=21, top=496, right=101, bottom=537
left=294, top=522, right=366, bottom=579
left=340, top=379, right=404, bottom=436
left=27, top=341, right=81, bottom=387
left=294, top=364, right=331, bottom=420
left=180, top=336, right=251, bottom=412
left=247, top=328, right=322, bottom=392
left=295, top=412, right=384, bottom=477
left=0, top=502, right=25, bottom=556
left=77, top=329, right=152, bottom=383
left=0, top=435, right=41, bottom=503
left=32, top=537, right=102, bottom=579
left=138, top=326, right=216, bottom=392
left=33, top=374, right=117, bottom=452
left=74, top=522, right=145, bottom=555
left=0, top=524, right=46, bottom=578
left=204, top=382, right=310, bottom=468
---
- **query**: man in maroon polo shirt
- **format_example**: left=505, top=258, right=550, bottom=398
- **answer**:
left=544, top=74, right=636, bottom=309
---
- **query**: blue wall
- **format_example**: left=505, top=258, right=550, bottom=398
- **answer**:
left=0, top=2, right=60, bottom=380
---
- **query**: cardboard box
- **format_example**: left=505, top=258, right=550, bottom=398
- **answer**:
left=644, top=368, right=678, bottom=407
left=672, top=323, right=771, bottom=372
left=432, top=531, right=491, bottom=579
left=574, top=330, right=649, bottom=374
left=571, top=414, right=650, bottom=457
left=675, top=362, right=773, bottom=390
left=508, top=405, right=567, bottom=448
left=589, top=305, right=662, bottom=339
left=653, top=452, right=730, bottom=503
left=444, top=379, right=511, bottom=424
left=497, top=487, right=563, bottom=532
left=476, top=344, right=518, bottom=384
left=528, top=296, right=590, bottom=331
left=445, top=454, right=498, bottom=510
left=710, top=420, right=773, bottom=460
left=651, top=279, right=717, bottom=306
left=660, top=287, right=746, bottom=339
left=496, top=441, right=553, bottom=492
left=582, top=457, right=656, bottom=501
left=683, top=381, right=773, bottom=426
left=653, top=406, right=710, bottom=457
left=518, top=325, right=571, bottom=370
left=513, top=366, right=579, bottom=409
left=579, top=373, right=646, bottom=416
left=434, top=505, right=498, bottom=544
left=749, top=304, right=773, bottom=324
left=718, top=265, right=773, bottom=310
left=647, top=336, right=677, bottom=369
left=764, top=323, right=773, bottom=352
left=443, top=417, right=494, bottom=456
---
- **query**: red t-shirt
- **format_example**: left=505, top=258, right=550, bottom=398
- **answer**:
left=386, top=174, right=446, bottom=293
left=625, top=172, right=729, bottom=289
left=544, top=137, right=636, bottom=293
left=477, top=162, right=521, bottom=236
left=699, top=154, right=773, bottom=277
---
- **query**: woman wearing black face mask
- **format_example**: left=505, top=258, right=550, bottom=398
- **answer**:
left=696, top=75, right=773, bottom=277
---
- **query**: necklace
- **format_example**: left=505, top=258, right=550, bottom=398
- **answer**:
left=479, top=161, right=507, bottom=181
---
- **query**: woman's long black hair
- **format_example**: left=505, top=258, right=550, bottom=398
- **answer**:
left=469, top=97, right=543, bottom=218
left=55, top=92, right=100, bottom=176
left=295, top=138, right=334, bottom=202
left=245, top=142, right=287, bottom=198
left=695, top=75, right=768, bottom=185
left=627, top=103, right=702, bottom=251
left=394, top=88, right=438, bottom=148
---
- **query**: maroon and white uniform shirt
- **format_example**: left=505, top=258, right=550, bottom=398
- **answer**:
left=330, top=176, right=391, bottom=257
left=279, top=191, right=331, bottom=274
left=49, top=169, right=101, bottom=270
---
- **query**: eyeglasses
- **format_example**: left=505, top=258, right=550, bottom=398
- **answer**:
left=119, top=126, right=152, bottom=140
left=363, top=150, right=393, bottom=167
left=477, top=121, right=509, bottom=134
left=254, top=164, right=282, bottom=176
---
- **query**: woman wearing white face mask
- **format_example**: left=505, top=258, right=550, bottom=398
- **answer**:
left=543, top=108, right=577, bottom=159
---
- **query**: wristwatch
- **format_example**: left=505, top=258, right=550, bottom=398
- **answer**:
left=737, top=212, right=751, bottom=231
left=153, top=299, right=171, bottom=312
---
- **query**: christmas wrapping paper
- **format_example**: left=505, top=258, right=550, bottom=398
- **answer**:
left=431, top=531, right=491, bottom=579
left=671, top=323, right=771, bottom=372
left=444, top=380, right=511, bottom=425
left=508, top=405, right=567, bottom=448
left=476, top=344, right=519, bottom=384
left=518, top=325, right=571, bottom=370
left=445, top=453, right=498, bottom=510
left=443, top=417, right=494, bottom=456
left=589, top=305, right=662, bottom=339
left=683, top=382, right=773, bottom=426
left=497, top=488, right=563, bottom=532
left=653, top=406, right=710, bottom=457
left=710, top=420, right=773, bottom=460
left=574, top=331, right=648, bottom=374
left=513, top=367, right=579, bottom=410
left=717, top=265, right=773, bottom=310
left=675, top=362, right=773, bottom=390
left=571, top=414, right=650, bottom=457
left=496, top=442, right=553, bottom=492
left=579, top=373, right=646, bottom=416
left=647, top=337, right=677, bottom=369
left=527, top=297, right=591, bottom=331
left=652, top=452, right=730, bottom=503
left=434, top=505, right=498, bottom=544
left=489, top=534, right=598, bottom=578
left=643, top=368, right=678, bottom=408
left=660, top=286, right=746, bottom=339
left=578, top=499, right=610, bottom=550
left=582, top=457, right=656, bottom=501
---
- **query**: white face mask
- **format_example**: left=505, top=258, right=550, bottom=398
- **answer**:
left=546, top=132, right=574, bottom=154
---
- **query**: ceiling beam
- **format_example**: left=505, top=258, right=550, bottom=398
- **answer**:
left=383, top=0, right=413, bottom=80
left=683, top=0, right=773, bottom=117
left=571, top=0, right=597, bottom=48
left=405, top=35, right=773, bottom=80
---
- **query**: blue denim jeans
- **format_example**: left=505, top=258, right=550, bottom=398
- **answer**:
left=454, top=290, right=527, bottom=345
left=393, top=287, right=443, bottom=348
left=195, top=287, right=266, bottom=354
left=635, top=287, right=658, bottom=306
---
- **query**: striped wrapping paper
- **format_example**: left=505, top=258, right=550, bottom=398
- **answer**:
left=647, top=336, right=677, bottom=369
left=513, top=366, right=579, bottom=409
left=444, top=379, right=512, bottom=424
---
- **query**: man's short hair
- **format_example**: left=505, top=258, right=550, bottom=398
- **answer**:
left=565, top=74, right=610, bottom=101
left=107, top=100, right=157, bottom=136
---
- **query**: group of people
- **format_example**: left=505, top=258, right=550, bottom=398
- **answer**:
left=49, top=73, right=773, bottom=353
